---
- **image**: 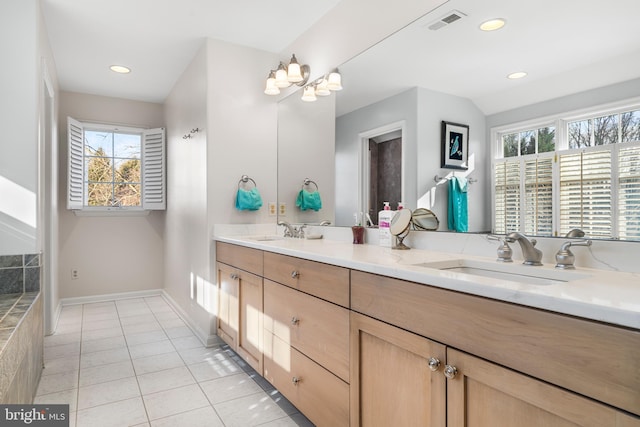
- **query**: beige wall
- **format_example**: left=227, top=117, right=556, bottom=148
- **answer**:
left=57, top=91, right=165, bottom=299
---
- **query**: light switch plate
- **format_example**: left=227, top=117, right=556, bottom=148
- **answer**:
left=279, top=202, right=286, bottom=216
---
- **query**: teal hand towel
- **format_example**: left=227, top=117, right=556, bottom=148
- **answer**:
left=447, top=177, right=468, bottom=232
left=296, top=189, right=322, bottom=211
left=236, top=187, right=263, bottom=211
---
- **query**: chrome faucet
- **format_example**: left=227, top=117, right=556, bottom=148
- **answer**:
left=278, top=221, right=296, bottom=238
left=506, top=232, right=543, bottom=266
left=278, top=221, right=306, bottom=238
left=319, top=220, right=331, bottom=226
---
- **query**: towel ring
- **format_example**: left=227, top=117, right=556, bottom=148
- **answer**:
left=238, top=175, right=257, bottom=189
left=302, top=178, right=319, bottom=192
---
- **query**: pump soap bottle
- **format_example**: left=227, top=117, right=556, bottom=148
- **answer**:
left=378, top=202, right=394, bottom=247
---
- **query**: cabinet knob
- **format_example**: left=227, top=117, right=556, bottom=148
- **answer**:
left=291, top=316, right=300, bottom=326
left=428, top=357, right=441, bottom=372
left=291, top=270, right=300, bottom=279
left=444, top=365, right=458, bottom=379
left=291, top=376, right=301, bottom=386
left=230, top=273, right=239, bottom=280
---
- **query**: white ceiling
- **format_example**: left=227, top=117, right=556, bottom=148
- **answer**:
left=41, top=0, right=640, bottom=114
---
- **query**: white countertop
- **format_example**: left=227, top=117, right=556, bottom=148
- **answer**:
left=215, top=234, right=640, bottom=330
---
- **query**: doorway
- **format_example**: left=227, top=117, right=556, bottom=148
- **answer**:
left=359, top=122, right=405, bottom=225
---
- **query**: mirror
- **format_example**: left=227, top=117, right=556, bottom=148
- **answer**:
left=278, top=0, right=640, bottom=234
left=412, top=208, right=439, bottom=231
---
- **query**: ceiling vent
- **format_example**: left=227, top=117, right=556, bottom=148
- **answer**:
left=426, top=10, right=467, bottom=31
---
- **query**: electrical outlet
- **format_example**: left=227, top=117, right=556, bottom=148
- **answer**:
left=268, top=202, right=276, bottom=216
left=279, top=202, right=286, bottom=216
left=71, top=269, right=79, bottom=280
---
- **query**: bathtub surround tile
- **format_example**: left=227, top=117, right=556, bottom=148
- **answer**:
left=0, top=255, right=22, bottom=268
left=25, top=254, right=40, bottom=267
left=24, top=266, right=40, bottom=292
left=0, top=268, right=23, bottom=294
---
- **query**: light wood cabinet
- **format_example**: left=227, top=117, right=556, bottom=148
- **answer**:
left=263, top=255, right=351, bottom=427
left=264, top=331, right=349, bottom=427
left=350, top=312, right=446, bottom=427
left=263, top=251, right=350, bottom=307
left=447, top=348, right=640, bottom=427
left=216, top=242, right=264, bottom=373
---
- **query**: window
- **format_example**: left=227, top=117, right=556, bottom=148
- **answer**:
left=67, top=117, right=166, bottom=211
left=492, top=103, right=640, bottom=240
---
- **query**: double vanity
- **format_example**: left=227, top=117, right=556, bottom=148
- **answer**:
left=214, top=233, right=639, bottom=426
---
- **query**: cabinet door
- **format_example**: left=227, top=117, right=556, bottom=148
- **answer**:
left=217, top=263, right=239, bottom=348
left=447, top=348, right=640, bottom=427
left=236, top=271, right=263, bottom=374
left=350, top=312, right=446, bottom=427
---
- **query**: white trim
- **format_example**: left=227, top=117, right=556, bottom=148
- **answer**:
left=73, top=209, right=150, bottom=217
left=47, top=300, right=64, bottom=337
left=357, top=121, right=406, bottom=218
left=60, top=289, right=163, bottom=306
left=161, top=290, right=219, bottom=348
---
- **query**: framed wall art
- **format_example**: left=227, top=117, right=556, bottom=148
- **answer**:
left=441, top=121, right=469, bottom=170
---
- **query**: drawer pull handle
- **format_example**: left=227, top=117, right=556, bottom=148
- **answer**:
left=444, top=365, right=458, bottom=379
left=230, top=273, right=239, bottom=280
left=291, top=316, right=300, bottom=326
left=428, top=357, right=441, bottom=372
left=291, top=270, right=300, bottom=279
left=291, top=376, right=301, bottom=386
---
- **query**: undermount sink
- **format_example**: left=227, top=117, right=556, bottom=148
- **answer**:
left=250, top=235, right=284, bottom=242
left=414, top=259, right=590, bottom=286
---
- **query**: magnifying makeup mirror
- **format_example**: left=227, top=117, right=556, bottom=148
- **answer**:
left=390, top=209, right=412, bottom=250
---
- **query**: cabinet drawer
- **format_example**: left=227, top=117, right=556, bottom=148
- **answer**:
left=351, top=270, right=640, bottom=416
left=264, top=279, right=349, bottom=382
left=216, top=241, right=263, bottom=276
left=263, top=331, right=349, bottom=427
left=263, top=252, right=349, bottom=307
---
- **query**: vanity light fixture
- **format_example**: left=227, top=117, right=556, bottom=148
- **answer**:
left=109, top=65, right=131, bottom=74
left=479, top=18, right=506, bottom=31
left=264, top=54, right=310, bottom=94
left=507, top=71, right=528, bottom=79
left=299, top=69, right=343, bottom=102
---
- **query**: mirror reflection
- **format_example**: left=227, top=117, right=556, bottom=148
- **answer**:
left=277, top=0, right=640, bottom=238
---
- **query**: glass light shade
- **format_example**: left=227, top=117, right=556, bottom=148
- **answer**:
left=264, top=76, right=280, bottom=95
left=287, top=54, right=303, bottom=83
left=275, top=66, right=290, bottom=88
left=507, top=71, right=528, bottom=79
left=110, top=65, right=131, bottom=74
left=301, top=85, right=317, bottom=102
left=327, top=71, right=343, bottom=91
left=315, top=78, right=331, bottom=96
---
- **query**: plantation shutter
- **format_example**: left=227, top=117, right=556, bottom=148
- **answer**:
left=142, top=128, right=166, bottom=210
left=559, top=150, right=612, bottom=238
left=494, top=160, right=521, bottom=234
left=618, top=144, right=640, bottom=240
left=524, top=157, right=553, bottom=236
left=67, top=116, right=84, bottom=209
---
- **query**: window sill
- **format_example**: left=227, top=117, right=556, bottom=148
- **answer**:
left=72, top=209, right=151, bottom=217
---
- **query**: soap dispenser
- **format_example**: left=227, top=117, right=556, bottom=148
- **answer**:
left=378, top=202, right=394, bottom=247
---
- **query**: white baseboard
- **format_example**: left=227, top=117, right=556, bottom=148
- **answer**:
left=160, top=290, right=219, bottom=348
left=59, top=289, right=163, bottom=306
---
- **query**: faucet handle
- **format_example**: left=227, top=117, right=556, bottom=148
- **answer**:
left=297, top=225, right=307, bottom=238
left=488, top=235, right=513, bottom=262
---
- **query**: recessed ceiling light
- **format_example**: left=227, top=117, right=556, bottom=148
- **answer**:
left=480, top=18, right=506, bottom=31
left=110, top=65, right=131, bottom=74
left=507, top=71, right=528, bottom=79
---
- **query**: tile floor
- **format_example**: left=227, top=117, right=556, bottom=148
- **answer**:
left=35, top=296, right=314, bottom=427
